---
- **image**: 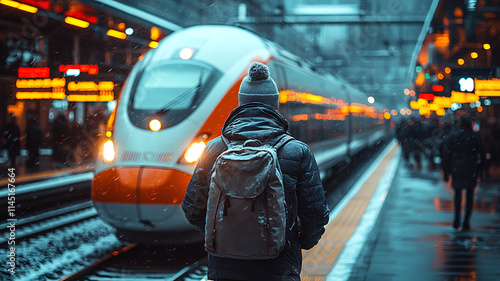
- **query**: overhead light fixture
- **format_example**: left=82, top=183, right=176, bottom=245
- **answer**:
left=149, top=41, right=159, bottom=48
left=107, top=29, right=127, bottom=40
left=65, top=69, right=80, bottom=77
left=151, top=26, right=161, bottom=41
left=125, top=28, right=134, bottom=35
left=64, top=16, right=90, bottom=28
left=0, top=0, right=38, bottom=13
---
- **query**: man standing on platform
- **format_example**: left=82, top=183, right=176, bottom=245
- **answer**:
left=182, top=62, right=329, bottom=280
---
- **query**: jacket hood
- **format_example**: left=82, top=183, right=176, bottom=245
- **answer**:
left=222, top=102, right=288, bottom=142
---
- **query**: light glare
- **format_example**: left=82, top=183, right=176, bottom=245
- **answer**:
left=180, top=48, right=195, bottom=60
left=184, top=141, right=206, bottom=163
left=103, top=140, right=115, bottom=162
left=149, top=119, right=161, bottom=131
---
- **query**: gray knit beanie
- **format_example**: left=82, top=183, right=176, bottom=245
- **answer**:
left=238, top=62, right=279, bottom=109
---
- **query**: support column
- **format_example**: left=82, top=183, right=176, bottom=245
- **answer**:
left=73, top=35, right=80, bottom=64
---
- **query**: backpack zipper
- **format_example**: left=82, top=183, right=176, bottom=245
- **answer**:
left=264, top=194, right=270, bottom=255
left=212, top=192, right=224, bottom=251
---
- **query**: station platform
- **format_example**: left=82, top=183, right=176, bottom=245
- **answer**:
left=0, top=151, right=94, bottom=184
left=301, top=142, right=500, bottom=281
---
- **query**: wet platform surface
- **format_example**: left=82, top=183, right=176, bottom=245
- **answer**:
left=0, top=152, right=94, bottom=182
left=349, top=151, right=500, bottom=280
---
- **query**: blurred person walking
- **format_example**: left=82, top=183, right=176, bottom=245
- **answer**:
left=396, top=119, right=411, bottom=165
left=2, top=114, right=21, bottom=169
left=52, top=113, right=69, bottom=163
left=182, top=62, right=329, bottom=280
left=442, top=115, right=484, bottom=230
left=25, top=116, right=42, bottom=170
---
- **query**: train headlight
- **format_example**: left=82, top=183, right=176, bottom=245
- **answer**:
left=184, top=141, right=206, bottom=163
left=103, top=140, right=115, bottom=163
left=149, top=119, right=161, bottom=131
left=179, top=48, right=195, bottom=60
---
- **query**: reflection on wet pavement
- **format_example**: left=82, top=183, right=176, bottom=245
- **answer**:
left=352, top=159, right=500, bottom=281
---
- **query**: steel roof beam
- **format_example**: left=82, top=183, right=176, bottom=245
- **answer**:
left=237, top=15, right=426, bottom=25
left=81, top=0, right=182, bottom=32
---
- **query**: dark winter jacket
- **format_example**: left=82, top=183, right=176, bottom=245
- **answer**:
left=442, top=127, right=483, bottom=189
left=182, top=103, right=330, bottom=280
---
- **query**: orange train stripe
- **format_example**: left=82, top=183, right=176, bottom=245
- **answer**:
left=92, top=167, right=139, bottom=204
left=138, top=167, right=191, bottom=205
left=92, top=167, right=191, bottom=205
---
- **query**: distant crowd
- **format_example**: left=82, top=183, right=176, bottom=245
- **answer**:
left=395, top=115, right=498, bottom=178
left=1, top=109, right=107, bottom=172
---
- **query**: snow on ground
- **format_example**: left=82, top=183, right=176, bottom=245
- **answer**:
left=0, top=218, right=122, bottom=281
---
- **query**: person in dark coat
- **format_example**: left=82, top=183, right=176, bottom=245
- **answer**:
left=182, top=62, right=330, bottom=281
left=25, top=116, right=43, bottom=169
left=52, top=113, right=69, bottom=163
left=2, top=114, right=21, bottom=168
left=442, top=115, right=484, bottom=230
left=395, top=119, right=410, bottom=163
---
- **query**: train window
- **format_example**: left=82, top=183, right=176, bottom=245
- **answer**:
left=133, top=62, right=211, bottom=110
left=128, top=61, right=221, bottom=130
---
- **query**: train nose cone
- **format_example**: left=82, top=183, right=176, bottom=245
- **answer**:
left=92, top=167, right=191, bottom=205
left=92, top=167, right=195, bottom=235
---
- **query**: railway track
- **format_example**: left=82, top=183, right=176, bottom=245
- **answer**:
left=59, top=243, right=208, bottom=281
left=0, top=201, right=97, bottom=246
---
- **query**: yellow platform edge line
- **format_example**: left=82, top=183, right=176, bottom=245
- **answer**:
left=301, top=143, right=398, bottom=278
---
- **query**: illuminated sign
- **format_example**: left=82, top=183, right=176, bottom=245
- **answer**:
left=16, top=78, right=66, bottom=100
left=431, top=85, right=444, bottom=92
left=434, top=96, right=452, bottom=108
left=68, top=81, right=114, bottom=91
left=419, top=93, right=435, bottom=101
left=59, top=64, right=98, bottom=75
left=67, top=81, right=115, bottom=102
left=459, top=77, right=474, bottom=92
left=16, top=88, right=65, bottom=100
left=16, top=78, right=66, bottom=88
left=18, top=67, right=50, bottom=78
left=16, top=77, right=115, bottom=102
left=15, top=66, right=116, bottom=102
left=475, top=78, right=500, bottom=97
left=67, top=92, right=114, bottom=102
left=450, top=91, right=479, bottom=103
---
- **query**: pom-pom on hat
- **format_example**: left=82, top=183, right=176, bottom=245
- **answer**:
left=238, top=62, right=279, bottom=109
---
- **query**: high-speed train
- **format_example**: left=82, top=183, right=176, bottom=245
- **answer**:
left=92, top=25, right=390, bottom=245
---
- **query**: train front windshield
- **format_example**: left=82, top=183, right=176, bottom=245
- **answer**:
left=129, top=61, right=220, bottom=129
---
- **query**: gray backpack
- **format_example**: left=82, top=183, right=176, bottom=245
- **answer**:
left=204, top=135, right=294, bottom=259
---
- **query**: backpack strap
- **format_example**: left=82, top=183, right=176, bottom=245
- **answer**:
left=273, top=134, right=295, bottom=151
left=221, top=136, right=231, bottom=149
